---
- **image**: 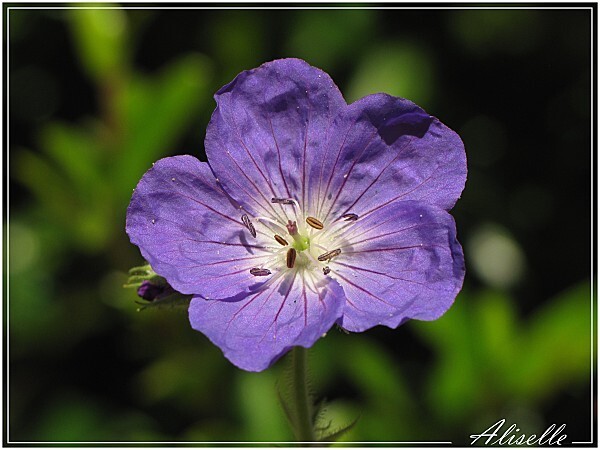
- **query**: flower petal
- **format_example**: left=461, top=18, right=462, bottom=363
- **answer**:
left=126, top=155, right=274, bottom=299
left=332, top=200, right=465, bottom=332
left=313, top=94, right=466, bottom=224
left=205, top=58, right=347, bottom=219
left=189, top=273, right=346, bottom=371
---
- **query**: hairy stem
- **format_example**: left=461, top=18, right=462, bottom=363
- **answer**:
left=292, top=346, right=314, bottom=442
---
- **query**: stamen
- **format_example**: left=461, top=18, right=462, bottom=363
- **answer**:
left=286, top=248, right=297, bottom=269
left=255, top=216, right=288, bottom=234
left=250, top=268, right=271, bottom=276
left=342, top=213, right=359, bottom=221
left=306, top=216, right=324, bottom=230
left=271, top=197, right=296, bottom=205
left=274, top=235, right=289, bottom=246
left=241, top=214, right=256, bottom=238
left=322, top=266, right=331, bottom=275
left=286, top=220, right=298, bottom=235
left=317, top=248, right=341, bottom=262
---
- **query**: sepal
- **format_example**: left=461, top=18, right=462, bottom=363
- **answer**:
left=316, top=414, right=360, bottom=443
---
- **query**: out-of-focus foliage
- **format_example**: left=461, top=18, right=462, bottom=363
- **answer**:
left=8, top=7, right=593, bottom=444
left=14, top=9, right=211, bottom=254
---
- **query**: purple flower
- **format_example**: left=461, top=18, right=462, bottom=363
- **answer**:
left=126, top=58, right=466, bottom=372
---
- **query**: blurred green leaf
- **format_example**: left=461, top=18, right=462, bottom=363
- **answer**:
left=339, top=337, right=412, bottom=408
left=32, top=391, right=164, bottom=441
left=14, top=139, right=113, bottom=252
left=40, top=122, right=104, bottom=196
left=347, top=41, right=436, bottom=107
left=236, top=370, right=291, bottom=441
left=116, top=53, right=213, bottom=199
left=34, top=393, right=108, bottom=441
left=413, top=282, right=592, bottom=424
left=40, top=122, right=114, bottom=250
left=312, top=332, right=445, bottom=440
left=69, top=6, right=128, bottom=81
left=318, top=413, right=359, bottom=443
left=285, top=10, right=376, bottom=69
left=137, top=348, right=228, bottom=413
left=508, top=282, right=593, bottom=399
left=316, top=400, right=360, bottom=443
left=14, top=148, right=78, bottom=226
left=449, top=10, right=543, bottom=56
left=208, top=12, right=266, bottom=81
left=414, top=290, right=484, bottom=423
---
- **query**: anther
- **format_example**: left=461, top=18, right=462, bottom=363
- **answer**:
left=306, top=216, right=324, bottom=230
left=317, top=248, right=341, bottom=262
left=286, top=248, right=297, bottom=268
left=250, top=268, right=271, bottom=276
left=271, top=197, right=295, bottom=205
left=274, top=235, right=289, bottom=246
left=342, top=213, right=359, bottom=221
left=323, top=266, right=331, bottom=275
left=241, top=214, right=256, bottom=238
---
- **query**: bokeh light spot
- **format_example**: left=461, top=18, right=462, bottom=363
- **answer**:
left=467, top=223, right=526, bottom=289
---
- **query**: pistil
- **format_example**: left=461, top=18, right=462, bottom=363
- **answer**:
left=286, top=220, right=310, bottom=252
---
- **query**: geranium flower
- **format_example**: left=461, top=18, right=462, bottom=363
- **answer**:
left=126, top=58, right=466, bottom=372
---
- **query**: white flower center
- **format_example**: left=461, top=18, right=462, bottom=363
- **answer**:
left=241, top=197, right=359, bottom=280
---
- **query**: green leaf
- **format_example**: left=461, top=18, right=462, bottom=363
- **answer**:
left=411, top=290, right=495, bottom=422
left=39, top=122, right=104, bottom=197
left=115, top=54, right=213, bottom=199
left=69, top=6, right=128, bottom=81
left=508, top=281, right=592, bottom=400
left=318, top=414, right=360, bottom=443
left=13, top=148, right=78, bottom=226
left=346, top=41, right=436, bottom=107
left=338, top=337, right=413, bottom=408
left=16, top=122, right=116, bottom=252
left=236, top=371, right=292, bottom=441
left=285, top=10, right=375, bottom=69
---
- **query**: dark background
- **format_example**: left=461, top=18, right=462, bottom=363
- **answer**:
left=7, top=5, right=595, bottom=444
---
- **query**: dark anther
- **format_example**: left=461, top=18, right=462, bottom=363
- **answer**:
left=322, top=266, right=331, bottom=275
left=250, top=268, right=271, bottom=276
left=286, top=248, right=297, bottom=269
left=241, top=214, right=257, bottom=238
left=317, top=248, right=341, bottom=262
left=306, top=216, right=324, bottom=230
left=342, top=213, right=359, bottom=221
left=271, top=197, right=295, bottom=205
left=274, top=235, right=289, bottom=246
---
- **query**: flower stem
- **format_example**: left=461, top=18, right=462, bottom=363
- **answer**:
left=292, top=346, right=315, bottom=442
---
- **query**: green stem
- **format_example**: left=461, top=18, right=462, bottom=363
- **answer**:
left=292, top=347, right=315, bottom=442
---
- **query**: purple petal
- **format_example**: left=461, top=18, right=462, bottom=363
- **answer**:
left=126, top=155, right=274, bottom=299
left=189, top=274, right=346, bottom=371
left=333, top=200, right=465, bottom=332
left=312, top=94, right=466, bottom=224
left=205, top=58, right=347, bottom=219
